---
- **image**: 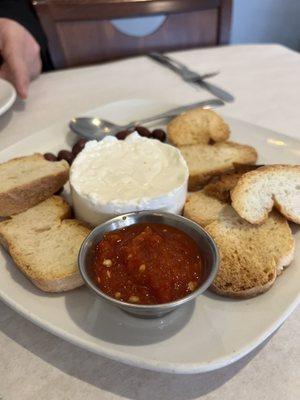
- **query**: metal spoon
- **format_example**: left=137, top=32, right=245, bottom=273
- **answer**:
left=69, top=99, right=224, bottom=140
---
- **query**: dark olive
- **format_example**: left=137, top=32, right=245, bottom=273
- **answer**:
left=44, top=152, right=57, bottom=162
left=57, top=150, right=74, bottom=165
left=116, top=130, right=131, bottom=140
left=151, top=129, right=167, bottom=142
left=135, top=126, right=151, bottom=137
left=72, top=138, right=88, bottom=157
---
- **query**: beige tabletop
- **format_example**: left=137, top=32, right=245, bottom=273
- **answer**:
left=0, top=44, right=300, bottom=400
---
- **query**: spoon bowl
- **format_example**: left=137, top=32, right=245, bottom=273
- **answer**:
left=69, top=117, right=123, bottom=140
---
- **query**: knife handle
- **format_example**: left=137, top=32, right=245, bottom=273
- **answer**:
left=149, top=53, right=186, bottom=74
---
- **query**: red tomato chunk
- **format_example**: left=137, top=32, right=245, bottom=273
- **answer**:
left=90, top=223, right=204, bottom=305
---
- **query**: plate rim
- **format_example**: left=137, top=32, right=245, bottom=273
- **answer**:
left=0, top=285, right=299, bottom=374
left=0, top=79, right=16, bottom=116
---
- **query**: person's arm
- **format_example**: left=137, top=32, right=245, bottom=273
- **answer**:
left=0, top=0, right=53, bottom=98
left=0, top=0, right=53, bottom=71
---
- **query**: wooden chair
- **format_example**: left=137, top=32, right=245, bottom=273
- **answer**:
left=32, top=0, right=232, bottom=69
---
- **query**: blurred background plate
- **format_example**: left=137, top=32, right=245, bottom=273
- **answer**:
left=0, top=79, right=16, bottom=116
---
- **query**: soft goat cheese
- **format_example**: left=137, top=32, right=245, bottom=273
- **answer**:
left=70, top=133, right=189, bottom=225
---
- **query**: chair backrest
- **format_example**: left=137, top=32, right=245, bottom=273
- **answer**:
left=32, top=0, right=232, bottom=69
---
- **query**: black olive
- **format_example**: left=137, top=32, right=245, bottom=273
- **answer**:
left=57, top=150, right=74, bottom=165
left=72, top=138, right=88, bottom=157
left=151, top=129, right=167, bottom=142
left=44, top=153, right=57, bottom=162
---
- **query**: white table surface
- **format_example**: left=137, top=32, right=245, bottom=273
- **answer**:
left=0, top=44, right=299, bottom=400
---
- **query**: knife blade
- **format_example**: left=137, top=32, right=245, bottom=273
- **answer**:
left=149, top=52, right=234, bottom=103
left=193, top=80, right=235, bottom=103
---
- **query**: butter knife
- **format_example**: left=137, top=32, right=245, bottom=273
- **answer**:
left=149, top=52, right=234, bottom=103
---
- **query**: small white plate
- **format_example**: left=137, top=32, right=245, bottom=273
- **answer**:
left=0, top=79, right=16, bottom=116
left=0, top=99, right=299, bottom=374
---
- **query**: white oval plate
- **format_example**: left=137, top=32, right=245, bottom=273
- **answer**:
left=0, top=79, right=16, bottom=116
left=0, top=99, right=299, bottom=374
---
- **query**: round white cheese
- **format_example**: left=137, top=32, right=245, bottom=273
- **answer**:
left=70, top=133, right=189, bottom=226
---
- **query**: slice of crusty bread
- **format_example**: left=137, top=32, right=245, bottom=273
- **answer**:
left=183, top=178, right=295, bottom=298
left=206, top=209, right=295, bottom=298
left=167, top=108, right=230, bottom=146
left=183, top=190, right=231, bottom=227
left=204, top=165, right=263, bottom=202
left=204, top=172, right=243, bottom=202
left=179, top=141, right=258, bottom=191
left=0, top=196, right=91, bottom=292
left=184, top=166, right=263, bottom=223
left=231, top=165, right=300, bottom=224
left=0, top=154, right=69, bottom=217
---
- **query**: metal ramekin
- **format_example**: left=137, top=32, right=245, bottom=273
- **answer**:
left=78, top=211, right=219, bottom=318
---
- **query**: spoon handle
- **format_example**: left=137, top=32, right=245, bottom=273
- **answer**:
left=125, top=99, right=224, bottom=129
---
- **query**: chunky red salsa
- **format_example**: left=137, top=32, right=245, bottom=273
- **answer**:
left=90, top=223, right=204, bottom=305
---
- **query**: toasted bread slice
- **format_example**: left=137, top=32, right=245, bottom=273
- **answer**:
left=0, top=154, right=69, bottom=217
left=167, top=108, right=230, bottom=146
left=204, top=165, right=263, bottom=202
left=179, top=141, right=257, bottom=191
left=0, top=196, right=91, bottom=292
left=206, top=210, right=295, bottom=298
left=185, top=166, right=263, bottom=223
left=183, top=190, right=231, bottom=227
left=231, top=165, right=300, bottom=224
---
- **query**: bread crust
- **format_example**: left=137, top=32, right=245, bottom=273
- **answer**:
left=183, top=191, right=229, bottom=227
left=179, top=141, right=258, bottom=191
left=209, top=276, right=276, bottom=299
left=188, top=165, right=236, bottom=191
left=0, top=154, right=69, bottom=217
left=204, top=165, right=262, bottom=202
left=205, top=211, right=294, bottom=299
left=30, top=273, right=84, bottom=292
left=5, top=241, right=85, bottom=292
left=210, top=245, right=295, bottom=298
left=167, top=108, right=230, bottom=146
left=0, top=169, right=69, bottom=216
left=0, top=196, right=91, bottom=293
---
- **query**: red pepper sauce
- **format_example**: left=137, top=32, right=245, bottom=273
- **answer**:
left=90, top=223, right=204, bottom=305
